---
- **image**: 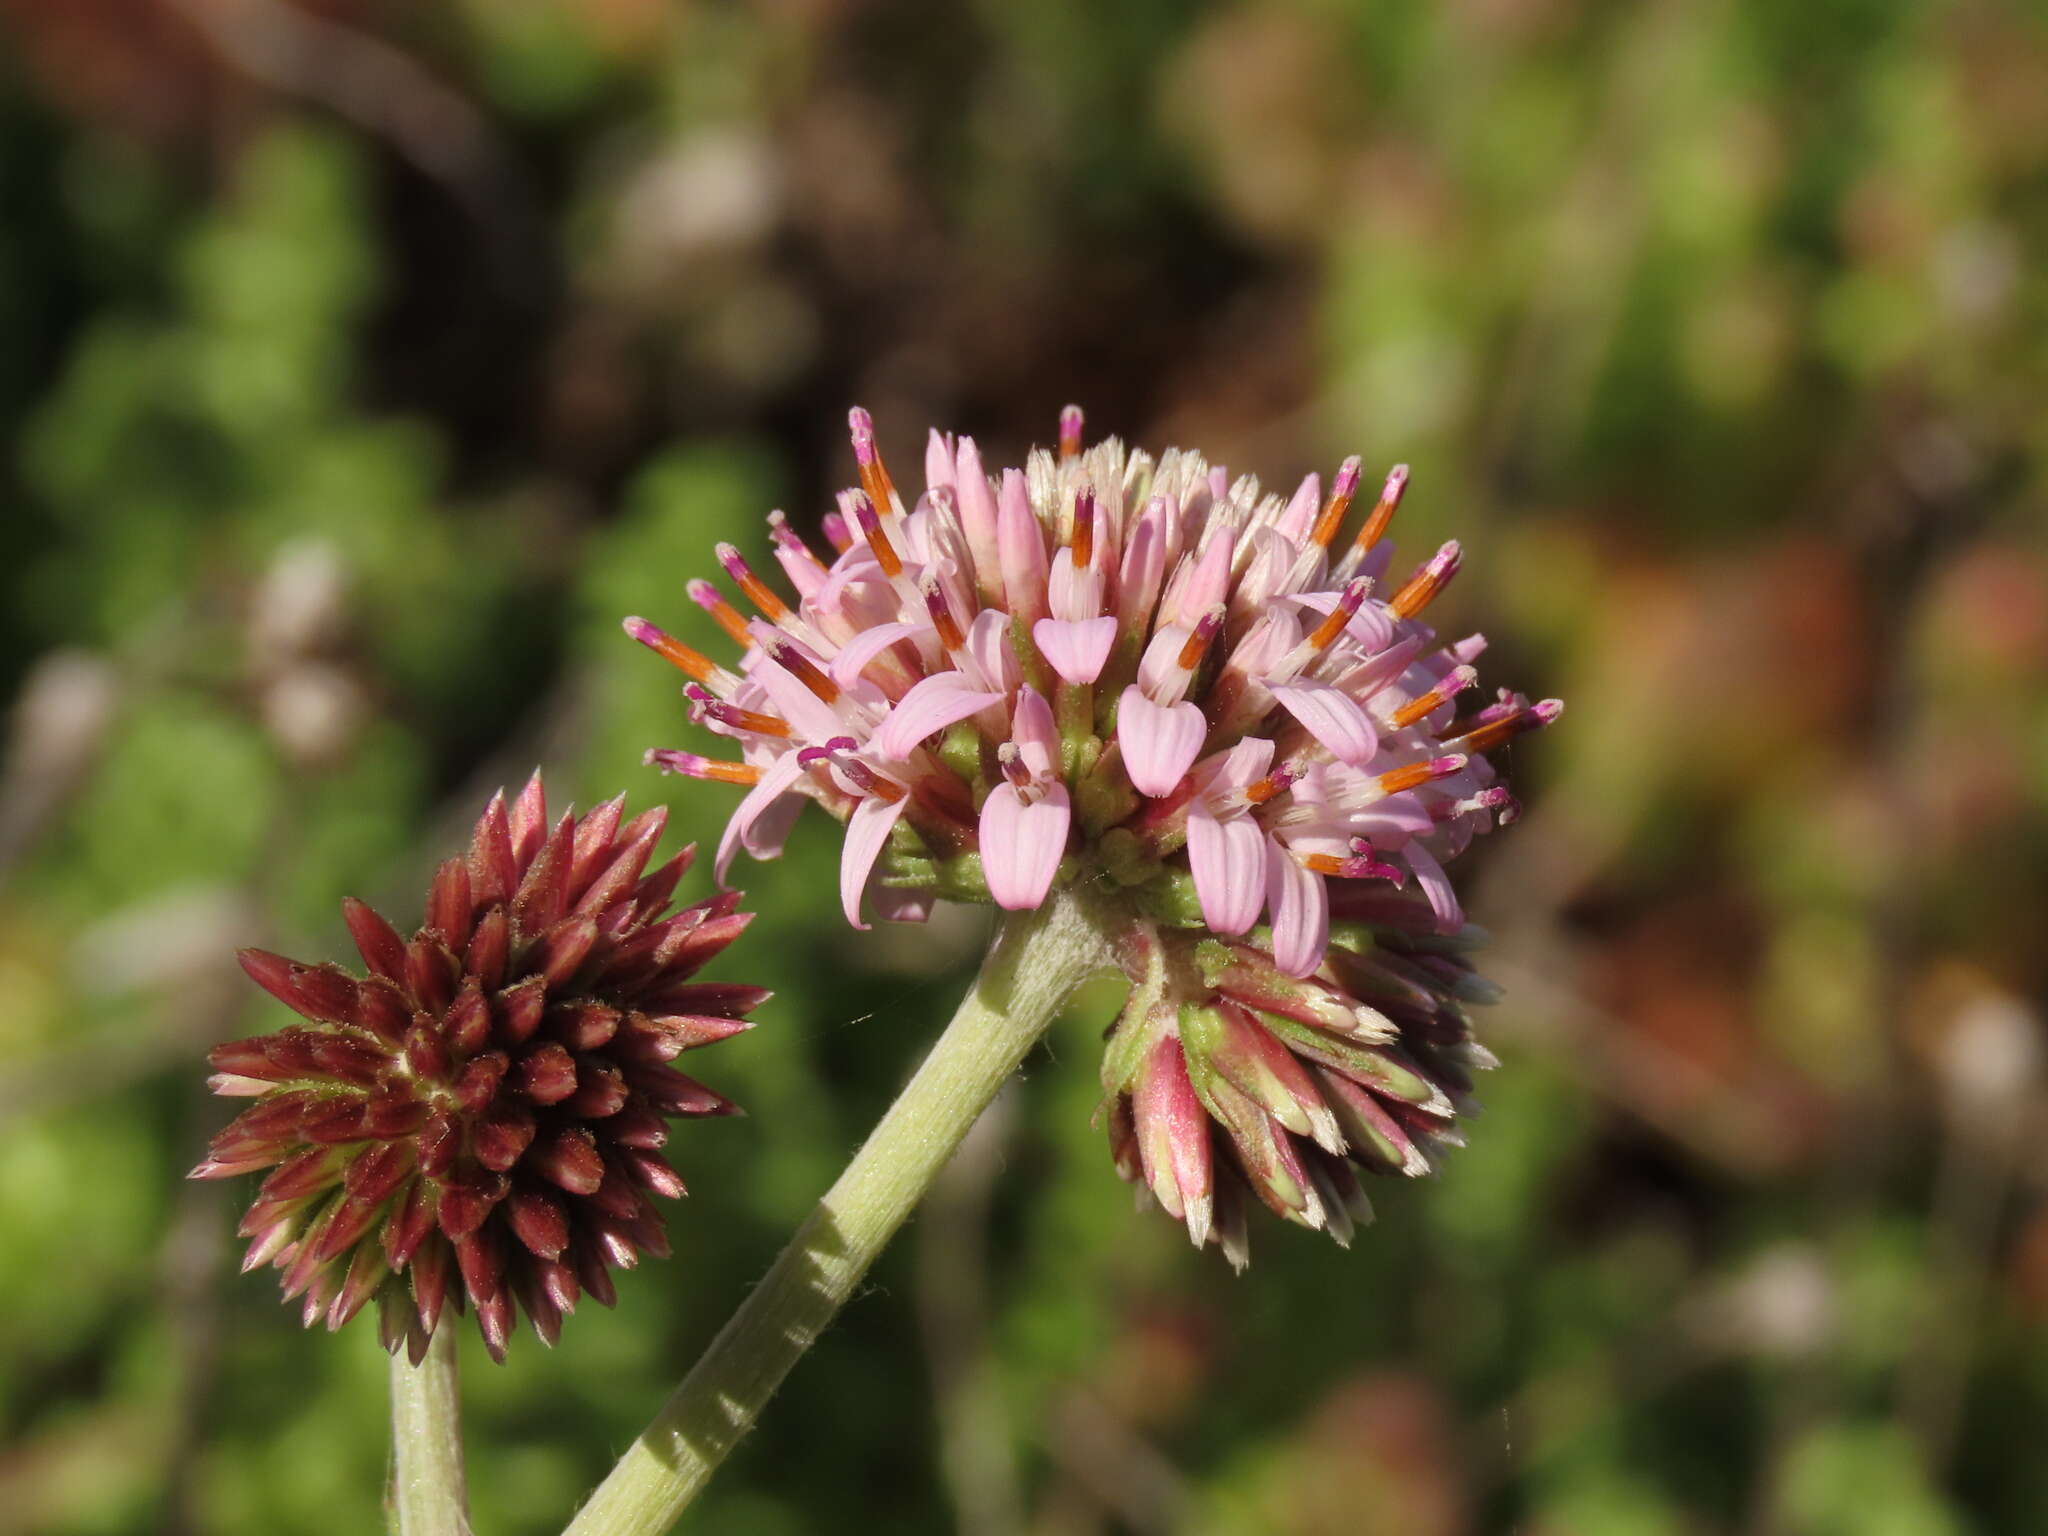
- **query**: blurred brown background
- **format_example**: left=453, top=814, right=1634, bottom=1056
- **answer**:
left=1, top=1, right=2045, bottom=1532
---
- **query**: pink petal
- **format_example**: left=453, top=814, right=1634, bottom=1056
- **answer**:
left=873, top=883, right=932, bottom=924
left=1118, top=496, right=1169, bottom=631
left=1287, top=761, right=1334, bottom=810
left=1276, top=472, right=1321, bottom=543
left=954, top=437, right=1004, bottom=604
left=1177, top=530, right=1235, bottom=623
left=840, top=794, right=909, bottom=930
left=1136, top=624, right=1192, bottom=698
left=1448, top=632, right=1489, bottom=666
left=1272, top=681, right=1379, bottom=766
left=1404, top=839, right=1463, bottom=934
left=1330, top=634, right=1424, bottom=697
left=1032, top=615, right=1118, bottom=685
left=1234, top=527, right=1296, bottom=614
left=998, top=468, right=1049, bottom=624
left=1187, top=803, right=1266, bottom=936
left=979, top=783, right=1070, bottom=909
left=751, top=648, right=847, bottom=741
left=1193, top=736, right=1275, bottom=796
left=1285, top=589, right=1395, bottom=655
left=829, top=621, right=928, bottom=690
left=924, top=428, right=956, bottom=495
left=815, top=544, right=886, bottom=616
left=741, top=792, right=806, bottom=866
left=715, top=752, right=808, bottom=884
left=1265, top=843, right=1330, bottom=977
left=1351, top=790, right=1434, bottom=845
left=1011, top=685, right=1059, bottom=779
left=1118, top=688, right=1208, bottom=797
left=1231, top=609, right=1302, bottom=677
left=875, top=672, right=1005, bottom=760
left=770, top=532, right=827, bottom=603
left=964, top=607, right=1021, bottom=693
left=1047, top=548, right=1104, bottom=622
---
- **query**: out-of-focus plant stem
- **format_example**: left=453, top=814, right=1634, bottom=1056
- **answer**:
left=563, top=891, right=1116, bottom=1536
left=389, top=1328, right=473, bottom=1536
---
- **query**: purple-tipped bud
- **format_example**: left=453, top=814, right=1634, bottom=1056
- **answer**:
left=1058, top=404, right=1084, bottom=458
left=194, top=777, right=765, bottom=1362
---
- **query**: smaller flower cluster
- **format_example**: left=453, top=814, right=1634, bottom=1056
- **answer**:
left=1102, top=885, right=1500, bottom=1265
left=192, top=777, right=763, bottom=1360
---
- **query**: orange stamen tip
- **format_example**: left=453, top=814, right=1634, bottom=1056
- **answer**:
left=1375, top=754, right=1463, bottom=795
left=1457, top=699, right=1560, bottom=753
left=687, top=580, right=753, bottom=646
left=772, top=643, right=840, bottom=703
left=1243, top=772, right=1291, bottom=805
left=716, top=543, right=792, bottom=622
left=1307, top=577, right=1371, bottom=651
left=623, top=617, right=717, bottom=682
left=1072, top=489, right=1096, bottom=568
left=645, top=750, right=762, bottom=787
left=853, top=496, right=903, bottom=578
left=728, top=708, right=792, bottom=738
left=1177, top=607, right=1225, bottom=670
left=1390, top=664, right=1477, bottom=728
left=1388, top=540, right=1461, bottom=620
left=849, top=410, right=899, bottom=514
left=923, top=579, right=966, bottom=651
left=1390, top=696, right=1438, bottom=729
left=1058, top=404, right=1084, bottom=459
left=1307, top=607, right=1351, bottom=651
left=859, top=463, right=897, bottom=518
left=1309, top=457, right=1363, bottom=548
left=1348, top=465, right=1410, bottom=556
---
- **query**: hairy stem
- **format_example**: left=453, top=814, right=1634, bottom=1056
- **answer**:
left=563, top=892, right=1115, bottom=1536
left=389, top=1327, right=473, bottom=1536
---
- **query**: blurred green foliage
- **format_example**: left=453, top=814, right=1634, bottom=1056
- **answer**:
left=2, top=0, right=2046, bottom=1533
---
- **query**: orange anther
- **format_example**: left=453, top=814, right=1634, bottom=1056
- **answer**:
left=773, top=644, right=840, bottom=704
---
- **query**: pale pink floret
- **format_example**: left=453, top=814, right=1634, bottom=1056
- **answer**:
left=1033, top=546, right=1118, bottom=685
left=980, top=688, right=1071, bottom=910
left=1264, top=839, right=1329, bottom=979
left=1185, top=740, right=1276, bottom=937
left=634, top=406, right=1559, bottom=973
left=841, top=790, right=908, bottom=930
left=875, top=673, right=1005, bottom=760
left=1270, top=680, right=1378, bottom=766
left=1118, top=689, right=1208, bottom=797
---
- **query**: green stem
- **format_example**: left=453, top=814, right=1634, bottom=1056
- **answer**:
left=389, top=1326, right=473, bottom=1536
left=563, top=891, right=1115, bottom=1536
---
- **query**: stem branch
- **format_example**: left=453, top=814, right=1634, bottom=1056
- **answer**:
left=564, top=892, right=1113, bottom=1536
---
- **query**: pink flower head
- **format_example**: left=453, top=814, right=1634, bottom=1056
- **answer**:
left=630, top=407, right=1559, bottom=1265
left=629, top=406, right=1556, bottom=977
